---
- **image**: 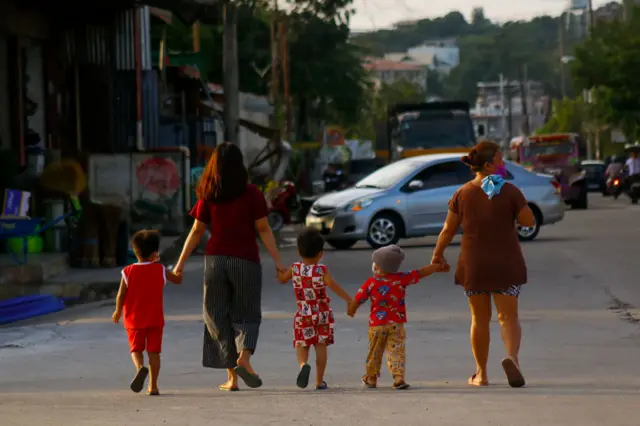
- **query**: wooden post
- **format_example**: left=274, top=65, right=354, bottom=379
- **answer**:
left=223, top=2, right=239, bottom=143
left=192, top=21, right=200, bottom=53
left=280, top=20, right=291, bottom=141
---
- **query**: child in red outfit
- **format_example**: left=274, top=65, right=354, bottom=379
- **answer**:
left=348, top=244, right=449, bottom=390
left=112, top=230, right=182, bottom=395
left=277, top=228, right=352, bottom=390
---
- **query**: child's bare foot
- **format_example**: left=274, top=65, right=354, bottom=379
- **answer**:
left=468, top=373, right=489, bottom=387
left=361, top=375, right=377, bottom=388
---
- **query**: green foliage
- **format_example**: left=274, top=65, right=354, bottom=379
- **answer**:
left=572, top=6, right=640, bottom=141
left=347, top=79, right=426, bottom=140
left=151, top=1, right=365, bottom=138
left=351, top=11, right=564, bottom=102
left=535, top=97, right=587, bottom=135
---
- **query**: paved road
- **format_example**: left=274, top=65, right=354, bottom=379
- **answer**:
left=1, top=195, right=640, bottom=425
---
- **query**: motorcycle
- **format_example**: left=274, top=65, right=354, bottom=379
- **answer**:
left=266, top=181, right=300, bottom=231
left=626, top=176, right=640, bottom=204
left=606, top=176, right=623, bottom=199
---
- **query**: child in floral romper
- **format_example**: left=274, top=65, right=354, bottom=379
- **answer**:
left=277, top=227, right=352, bottom=390
left=348, top=244, right=449, bottom=389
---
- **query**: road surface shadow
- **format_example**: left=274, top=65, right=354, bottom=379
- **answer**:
left=150, top=382, right=640, bottom=398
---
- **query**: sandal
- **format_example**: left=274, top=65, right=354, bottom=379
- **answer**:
left=361, top=375, right=377, bottom=389
left=234, top=366, right=263, bottom=389
left=296, top=364, right=311, bottom=389
left=146, top=390, right=160, bottom=396
left=392, top=381, right=410, bottom=390
left=315, top=381, right=328, bottom=390
left=501, top=357, right=526, bottom=388
left=130, top=366, right=149, bottom=393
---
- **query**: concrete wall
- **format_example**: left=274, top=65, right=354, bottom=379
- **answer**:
left=0, top=34, right=10, bottom=151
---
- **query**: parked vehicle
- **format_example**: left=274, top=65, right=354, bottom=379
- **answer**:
left=510, top=133, right=587, bottom=209
left=305, top=153, right=565, bottom=249
left=267, top=181, right=300, bottom=232
left=581, top=160, right=606, bottom=193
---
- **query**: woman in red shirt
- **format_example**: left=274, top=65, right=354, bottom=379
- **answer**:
left=173, top=143, right=285, bottom=391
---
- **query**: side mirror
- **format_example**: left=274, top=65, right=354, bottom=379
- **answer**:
left=408, top=180, right=424, bottom=191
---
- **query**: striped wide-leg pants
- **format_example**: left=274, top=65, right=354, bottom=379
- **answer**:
left=202, top=256, right=262, bottom=369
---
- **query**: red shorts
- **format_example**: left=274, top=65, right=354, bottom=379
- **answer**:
left=126, top=327, right=164, bottom=353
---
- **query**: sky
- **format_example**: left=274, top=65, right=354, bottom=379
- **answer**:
left=349, top=0, right=615, bottom=31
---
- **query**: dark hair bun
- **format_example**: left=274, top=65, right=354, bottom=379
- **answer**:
left=461, top=148, right=479, bottom=166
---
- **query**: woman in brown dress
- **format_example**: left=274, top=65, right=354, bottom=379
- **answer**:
left=432, top=141, right=535, bottom=388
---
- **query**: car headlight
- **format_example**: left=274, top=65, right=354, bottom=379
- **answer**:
left=344, top=198, right=374, bottom=212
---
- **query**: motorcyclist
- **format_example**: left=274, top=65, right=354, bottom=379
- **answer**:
left=624, top=151, right=640, bottom=183
left=322, top=163, right=347, bottom=192
left=605, top=156, right=624, bottom=179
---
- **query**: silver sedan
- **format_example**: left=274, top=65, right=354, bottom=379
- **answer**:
left=305, top=153, right=566, bottom=249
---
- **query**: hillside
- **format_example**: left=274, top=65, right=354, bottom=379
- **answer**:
left=350, top=7, right=617, bottom=102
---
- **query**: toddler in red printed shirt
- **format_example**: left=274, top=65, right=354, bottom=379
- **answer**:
left=347, top=244, right=448, bottom=390
left=112, top=230, right=182, bottom=395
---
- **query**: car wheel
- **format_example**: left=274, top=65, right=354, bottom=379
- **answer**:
left=367, top=213, right=402, bottom=249
left=326, top=239, right=357, bottom=250
left=517, top=206, right=541, bottom=242
left=268, top=211, right=285, bottom=231
left=571, top=184, right=588, bottom=210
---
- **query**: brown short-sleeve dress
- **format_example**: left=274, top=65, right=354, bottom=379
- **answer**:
left=448, top=182, right=528, bottom=292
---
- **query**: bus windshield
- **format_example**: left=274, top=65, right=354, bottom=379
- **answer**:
left=524, top=141, right=575, bottom=158
left=395, top=115, right=475, bottom=149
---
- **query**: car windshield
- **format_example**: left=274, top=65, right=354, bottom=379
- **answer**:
left=355, top=161, right=419, bottom=189
left=396, top=115, right=475, bottom=149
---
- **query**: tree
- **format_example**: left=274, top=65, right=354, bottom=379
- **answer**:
left=348, top=79, right=426, bottom=140
left=572, top=6, right=640, bottom=141
left=471, top=7, right=490, bottom=28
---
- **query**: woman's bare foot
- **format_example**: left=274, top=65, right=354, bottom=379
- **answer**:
left=147, top=387, right=160, bottom=396
left=236, top=353, right=258, bottom=376
left=219, top=379, right=239, bottom=391
left=468, top=373, right=489, bottom=387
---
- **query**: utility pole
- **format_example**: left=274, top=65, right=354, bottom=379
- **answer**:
left=280, top=20, right=291, bottom=142
left=499, top=74, right=508, bottom=152
left=223, top=2, right=239, bottom=143
left=559, top=16, right=566, bottom=98
left=623, top=0, right=633, bottom=22
left=269, top=1, right=280, bottom=110
left=519, top=64, right=530, bottom=136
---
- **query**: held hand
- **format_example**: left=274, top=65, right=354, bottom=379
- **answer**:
left=431, top=253, right=447, bottom=267
left=112, top=310, right=121, bottom=324
left=438, top=263, right=451, bottom=273
left=275, top=261, right=287, bottom=274
left=172, top=264, right=184, bottom=276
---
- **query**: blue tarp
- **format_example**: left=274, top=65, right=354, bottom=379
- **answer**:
left=0, top=295, right=66, bottom=325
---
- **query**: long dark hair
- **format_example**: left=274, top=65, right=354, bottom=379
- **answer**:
left=196, top=142, right=248, bottom=203
left=461, top=140, right=501, bottom=173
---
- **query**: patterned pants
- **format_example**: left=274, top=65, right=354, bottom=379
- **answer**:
left=366, top=323, right=406, bottom=378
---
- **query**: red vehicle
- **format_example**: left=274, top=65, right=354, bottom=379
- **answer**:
left=266, top=181, right=300, bottom=231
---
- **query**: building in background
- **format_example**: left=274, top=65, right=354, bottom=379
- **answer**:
left=405, top=38, right=460, bottom=74
left=363, top=58, right=427, bottom=90
left=471, top=79, right=549, bottom=146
